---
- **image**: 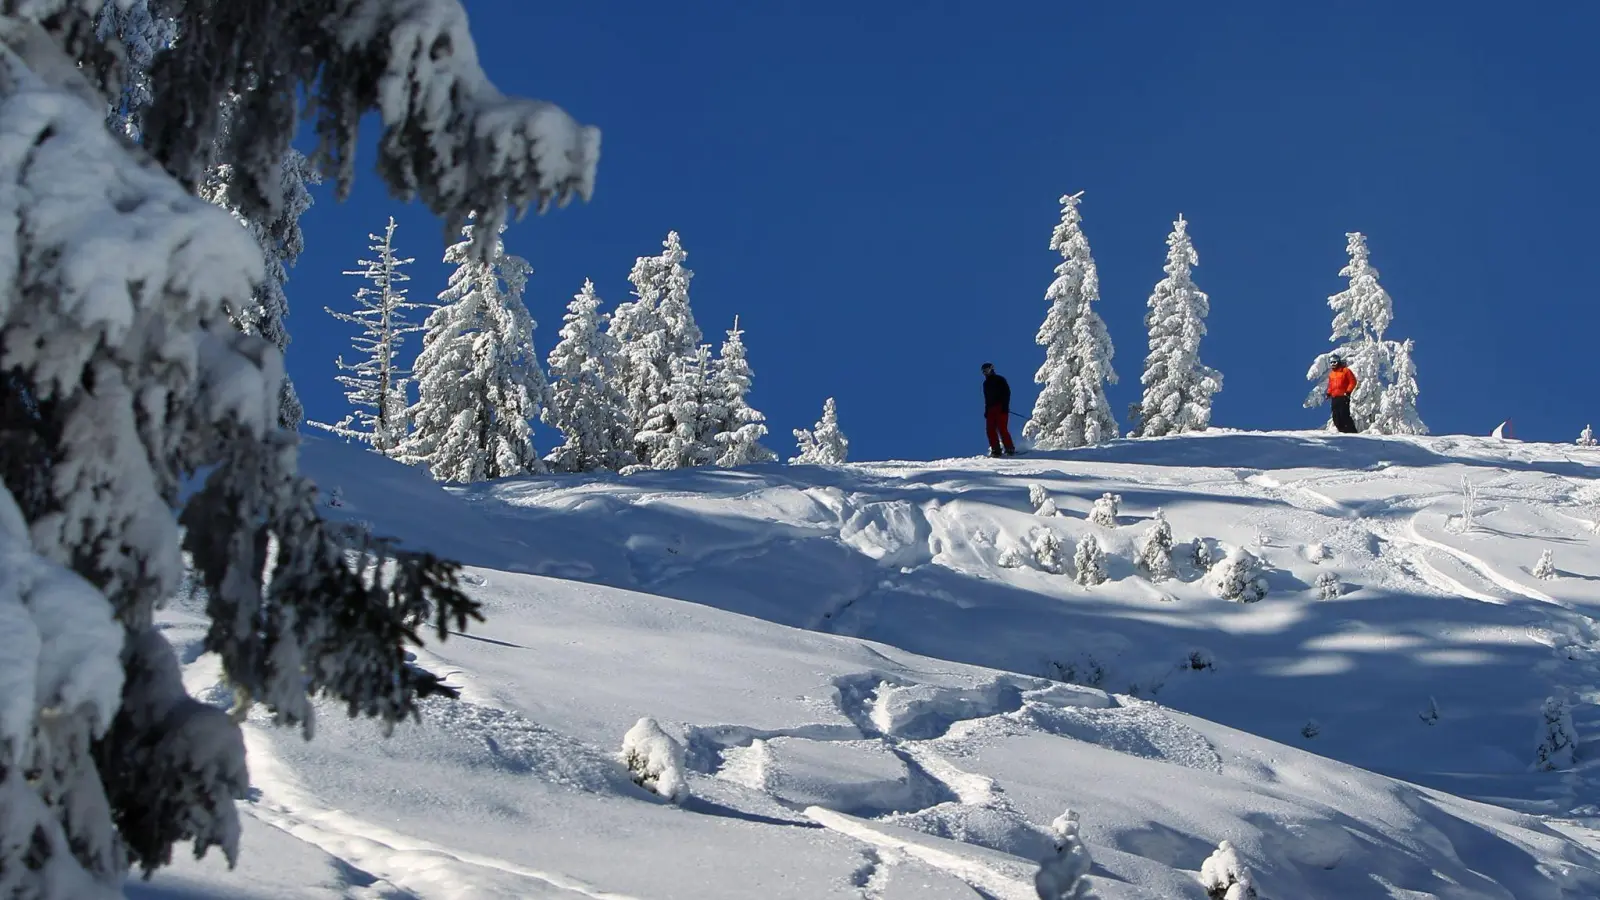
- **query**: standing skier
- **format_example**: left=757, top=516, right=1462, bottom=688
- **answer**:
left=1326, top=356, right=1358, bottom=433
left=982, top=362, right=1016, bottom=457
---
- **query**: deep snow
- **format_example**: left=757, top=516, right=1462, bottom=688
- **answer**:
left=138, top=430, right=1600, bottom=898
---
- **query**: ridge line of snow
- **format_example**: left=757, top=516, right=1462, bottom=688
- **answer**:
left=803, top=806, right=1036, bottom=900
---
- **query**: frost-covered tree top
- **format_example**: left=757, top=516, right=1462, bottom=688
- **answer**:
left=711, top=316, right=776, bottom=467
left=543, top=279, right=634, bottom=473
left=402, top=219, right=546, bottom=482
left=1025, top=192, right=1118, bottom=449
left=309, top=216, right=422, bottom=454
left=0, top=18, right=481, bottom=892
left=792, top=397, right=849, bottom=465
left=1133, top=214, right=1221, bottom=438
left=1372, top=338, right=1427, bottom=436
left=1328, top=232, right=1392, bottom=344
left=1580, top=425, right=1597, bottom=447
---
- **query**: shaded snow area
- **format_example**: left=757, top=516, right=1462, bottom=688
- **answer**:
left=140, top=430, right=1600, bottom=898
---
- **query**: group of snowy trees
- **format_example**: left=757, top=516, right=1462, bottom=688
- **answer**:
left=1022, top=193, right=1427, bottom=449
left=315, top=227, right=779, bottom=480
left=0, top=1, right=599, bottom=895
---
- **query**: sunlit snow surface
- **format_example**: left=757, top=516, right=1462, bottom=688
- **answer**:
left=139, top=430, right=1600, bottom=898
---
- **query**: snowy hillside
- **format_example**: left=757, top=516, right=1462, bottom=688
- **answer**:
left=139, top=431, right=1600, bottom=898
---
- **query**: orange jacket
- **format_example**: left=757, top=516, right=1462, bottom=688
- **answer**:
left=1327, top=366, right=1357, bottom=398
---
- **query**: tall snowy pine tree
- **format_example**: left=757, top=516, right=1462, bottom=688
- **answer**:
left=0, top=2, right=598, bottom=894
left=1132, top=214, right=1221, bottom=438
left=543, top=280, right=635, bottom=472
left=402, top=219, right=548, bottom=483
left=1025, top=192, right=1119, bottom=449
left=638, top=344, right=720, bottom=470
left=710, top=317, right=776, bottom=466
left=1305, top=233, right=1427, bottom=434
left=609, top=231, right=703, bottom=466
left=309, top=216, right=422, bottom=454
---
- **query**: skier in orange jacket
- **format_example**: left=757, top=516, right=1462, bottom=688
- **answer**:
left=1326, top=356, right=1358, bottom=433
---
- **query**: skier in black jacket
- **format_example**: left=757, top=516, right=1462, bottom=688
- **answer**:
left=981, top=363, right=1015, bottom=457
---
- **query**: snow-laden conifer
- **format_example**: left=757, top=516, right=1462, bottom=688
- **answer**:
left=543, top=280, right=635, bottom=473
left=95, top=0, right=173, bottom=139
left=610, top=231, right=703, bottom=465
left=1073, top=534, right=1108, bottom=587
left=401, top=218, right=547, bottom=482
left=1137, top=510, right=1175, bottom=582
left=1208, top=548, right=1267, bottom=602
left=1032, top=529, right=1066, bottom=574
left=1025, top=192, right=1118, bottom=448
left=710, top=317, right=776, bottom=466
left=308, top=216, right=422, bottom=455
left=639, top=345, right=719, bottom=470
left=1373, top=338, right=1427, bottom=435
left=791, top=397, right=849, bottom=465
left=1579, top=425, right=1596, bottom=447
left=1132, top=215, right=1221, bottom=438
left=0, top=7, right=558, bottom=886
left=1315, top=571, right=1342, bottom=600
left=1090, top=492, right=1121, bottom=528
left=621, top=717, right=690, bottom=803
left=1535, top=696, right=1577, bottom=771
left=1034, top=809, right=1094, bottom=899
left=1190, top=538, right=1216, bottom=574
left=1029, top=483, right=1060, bottom=517
left=1199, top=841, right=1258, bottom=900
left=1533, top=549, right=1557, bottom=581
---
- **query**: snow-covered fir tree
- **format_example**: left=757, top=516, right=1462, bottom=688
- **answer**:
left=609, top=231, right=704, bottom=466
left=710, top=317, right=776, bottom=466
left=1200, top=841, right=1258, bottom=900
left=1316, top=571, right=1342, bottom=600
left=1305, top=233, right=1426, bottom=434
left=1032, top=529, right=1066, bottom=574
left=639, top=344, right=720, bottom=470
left=1090, top=492, right=1121, bottom=528
left=543, top=280, right=636, bottom=473
left=1029, top=483, right=1060, bottom=517
left=1208, top=548, right=1267, bottom=602
left=402, top=219, right=547, bottom=482
left=0, top=4, right=596, bottom=893
left=1535, top=696, right=1577, bottom=771
left=308, top=216, right=422, bottom=455
left=1025, top=192, right=1119, bottom=448
left=1579, top=425, right=1596, bottom=447
left=1533, top=549, right=1557, bottom=580
left=95, top=0, right=173, bottom=139
left=791, top=397, right=850, bottom=465
left=1131, top=215, right=1221, bottom=438
left=1373, top=338, right=1428, bottom=435
left=1073, top=534, right=1108, bottom=587
left=199, top=139, right=321, bottom=430
left=1137, top=510, right=1175, bottom=582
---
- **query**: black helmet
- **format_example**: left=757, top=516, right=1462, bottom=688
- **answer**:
left=981, top=362, right=995, bottom=373
left=1329, top=355, right=1345, bottom=367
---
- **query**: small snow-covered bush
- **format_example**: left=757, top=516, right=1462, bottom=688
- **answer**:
left=1315, top=571, right=1341, bottom=600
left=998, top=545, right=1029, bottom=569
left=1073, top=534, right=1108, bottom=587
left=1189, top=538, right=1216, bottom=574
left=1535, top=697, right=1577, bottom=772
left=1089, top=493, right=1121, bottom=528
left=1452, top=476, right=1480, bottom=533
left=1032, top=530, right=1066, bottom=574
left=1199, top=841, right=1257, bottom=900
left=1533, top=549, right=1557, bottom=580
left=1302, top=542, right=1330, bottom=563
left=1136, top=510, right=1175, bottom=582
left=1207, top=548, right=1267, bottom=603
left=1580, top=425, right=1597, bottom=448
left=1034, top=809, right=1094, bottom=900
left=1028, top=483, right=1060, bottom=517
left=621, top=717, right=689, bottom=803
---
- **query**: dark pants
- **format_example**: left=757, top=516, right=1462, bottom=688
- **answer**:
left=986, top=406, right=1014, bottom=454
left=1330, top=395, right=1358, bottom=433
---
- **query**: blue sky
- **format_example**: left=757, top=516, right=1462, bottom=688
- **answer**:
left=288, top=1, right=1598, bottom=462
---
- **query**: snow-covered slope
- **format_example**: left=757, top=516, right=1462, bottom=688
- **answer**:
left=140, top=431, right=1600, bottom=898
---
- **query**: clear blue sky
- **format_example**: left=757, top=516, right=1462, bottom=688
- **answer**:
left=288, top=1, right=1599, bottom=462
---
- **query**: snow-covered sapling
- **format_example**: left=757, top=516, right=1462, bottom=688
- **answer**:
left=1420, top=696, right=1441, bottom=725
left=543, top=280, right=636, bottom=473
left=1089, top=492, right=1121, bottom=528
left=1199, top=841, right=1258, bottom=900
left=1579, top=425, right=1597, bottom=448
left=1029, top=483, right=1060, bottom=517
left=1533, top=549, right=1557, bottom=581
left=1189, top=538, right=1216, bottom=574
left=998, top=545, right=1029, bottom=569
left=1207, top=548, right=1267, bottom=602
left=1032, top=529, right=1066, bottom=574
left=1454, top=476, right=1480, bottom=533
left=1034, top=809, right=1094, bottom=900
left=1074, top=534, right=1108, bottom=587
left=1315, top=571, right=1341, bottom=600
left=1136, top=509, right=1175, bottom=581
left=791, top=397, right=849, bottom=465
left=621, top=717, right=690, bottom=803
left=1535, top=696, right=1577, bottom=771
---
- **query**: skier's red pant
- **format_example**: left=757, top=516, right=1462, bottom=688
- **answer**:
left=985, top=406, right=1014, bottom=454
